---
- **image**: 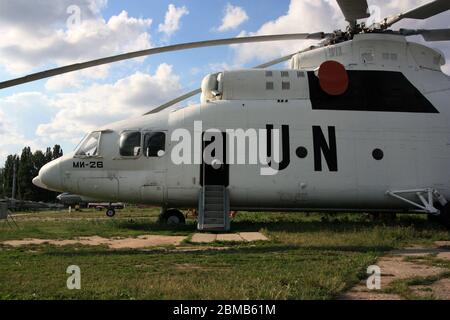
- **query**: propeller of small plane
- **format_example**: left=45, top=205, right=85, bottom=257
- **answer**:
left=0, top=0, right=449, bottom=115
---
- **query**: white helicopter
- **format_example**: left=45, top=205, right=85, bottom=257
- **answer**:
left=2, top=0, right=450, bottom=231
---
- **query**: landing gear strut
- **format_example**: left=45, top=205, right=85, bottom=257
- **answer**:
left=387, top=188, right=450, bottom=229
left=159, top=208, right=186, bottom=225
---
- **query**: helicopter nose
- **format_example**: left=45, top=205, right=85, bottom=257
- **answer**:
left=32, top=176, right=46, bottom=189
left=33, top=160, right=62, bottom=192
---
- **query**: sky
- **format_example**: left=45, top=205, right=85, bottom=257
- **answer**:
left=0, top=0, right=449, bottom=165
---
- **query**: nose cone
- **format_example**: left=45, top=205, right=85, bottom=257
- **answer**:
left=32, top=176, right=46, bottom=189
left=33, top=160, right=62, bottom=192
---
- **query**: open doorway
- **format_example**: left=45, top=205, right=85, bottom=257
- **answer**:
left=200, top=132, right=229, bottom=187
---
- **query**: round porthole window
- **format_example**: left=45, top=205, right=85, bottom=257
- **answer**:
left=372, top=148, right=384, bottom=161
left=296, top=147, right=308, bottom=159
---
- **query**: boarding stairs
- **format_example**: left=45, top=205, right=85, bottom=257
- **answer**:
left=198, top=185, right=230, bottom=231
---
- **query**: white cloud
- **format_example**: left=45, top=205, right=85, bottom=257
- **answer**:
left=1, top=64, right=183, bottom=163
left=0, top=1, right=179, bottom=164
left=0, top=92, right=57, bottom=144
left=0, top=1, right=152, bottom=75
left=217, top=3, right=249, bottom=32
left=36, top=63, right=183, bottom=142
left=158, top=4, right=189, bottom=37
left=45, top=65, right=110, bottom=91
left=1, top=92, right=55, bottom=109
left=0, top=0, right=106, bottom=31
left=0, top=108, right=43, bottom=164
left=231, top=0, right=343, bottom=65
left=231, top=0, right=450, bottom=73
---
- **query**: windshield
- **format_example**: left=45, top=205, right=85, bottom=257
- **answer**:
left=75, top=132, right=101, bottom=157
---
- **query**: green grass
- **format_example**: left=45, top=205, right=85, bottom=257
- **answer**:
left=0, top=210, right=449, bottom=300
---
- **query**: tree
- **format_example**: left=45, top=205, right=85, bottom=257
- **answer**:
left=31, top=150, right=47, bottom=201
left=2, top=155, right=19, bottom=199
left=32, top=151, right=46, bottom=179
left=52, top=145, right=63, bottom=160
left=18, top=147, right=33, bottom=200
left=45, top=147, right=53, bottom=163
left=0, top=168, right=4, bottom=198
left=2, top=145, right=64, bottom=201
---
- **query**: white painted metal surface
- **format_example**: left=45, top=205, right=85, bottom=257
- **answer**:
left=32, top=33, right=450, bottom=216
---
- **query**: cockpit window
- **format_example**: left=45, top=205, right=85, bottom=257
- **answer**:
left=75, top=132, right=101, bottom=157
left=144, top=132, right=166, bottom=157
left=120, top=131, right=141, bottom=157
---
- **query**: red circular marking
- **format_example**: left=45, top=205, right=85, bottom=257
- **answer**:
left=318, top=60, right=349, bottom=96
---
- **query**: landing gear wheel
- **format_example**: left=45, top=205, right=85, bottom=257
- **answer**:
left=429, top=203, right=450, bottom=229
left=106, top=208, right=116, bottom=217
left=159, top=209, right=186, bottom=225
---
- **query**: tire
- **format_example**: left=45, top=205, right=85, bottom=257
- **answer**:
left=160, top=209, right=186, bottom=225
left=106, top=208, right=116, bottom=217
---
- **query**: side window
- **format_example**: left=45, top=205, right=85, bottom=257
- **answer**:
left=119, top=131, right=141, bottom=157
left=144, top=132, right=166, bottom=157
left=76, top=132, right=101, bottom=157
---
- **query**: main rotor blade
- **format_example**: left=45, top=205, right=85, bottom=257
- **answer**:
left=382, top=0, right=450, bottom=29
left=336, top=0, right=370, bottom=25
left=400, top=28, right=450, bottom=41
left=0, top=33, right=327, bottom=90
left=144, top=88, right=202, bottom=115
left=143, top=52, right=298, bottom=115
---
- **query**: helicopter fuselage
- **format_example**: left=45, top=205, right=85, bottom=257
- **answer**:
left=34, top=34, right=450, bottom=213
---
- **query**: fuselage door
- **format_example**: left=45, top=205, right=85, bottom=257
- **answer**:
left=141, top=130, right=168, bottom=204
left=200, top=131, right=229, bottom=187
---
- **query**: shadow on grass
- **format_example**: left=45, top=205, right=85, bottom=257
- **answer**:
left=107, top=214, right=438, bottom=232
left=230, top=214, right=443, bottom=233
left=107, top=213, right=446, bottom=236
left=111, top=219, right=197, bottom=233
left=40, top=242, right=395, bottom=259
left=43, top=244, right=298, bottom=257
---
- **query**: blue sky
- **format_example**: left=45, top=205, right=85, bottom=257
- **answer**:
left=97, top=0, right=290, bottom=90
left=0, top=0, right=449, bottom=165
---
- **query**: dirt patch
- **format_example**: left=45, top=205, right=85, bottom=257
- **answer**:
left=216, top=234, right=243, bottom=242
left=108, top=235, right=186, bottom=249
left=411, top=278, right=450, bottom=299
left=3, top=235, right=186, bottom=249
left=340, top=290, right=402, bottom=300
left=437, top=252, right=450, bottom=260
left=239, top=232, right=268, bottom=242
left=191, top=233, right=218, bottom=243
left=2, top=233, right=263, bottom=250
left=341, top=241, right=450, bottom=300
left=190, top=232, right=268, bottom=244
left=435, top=241, right=450, bottom=249
left=378, top=256, right=446, bottom=287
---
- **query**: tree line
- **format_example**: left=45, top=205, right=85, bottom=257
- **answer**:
left=0, top=145, right=63, bottom=202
